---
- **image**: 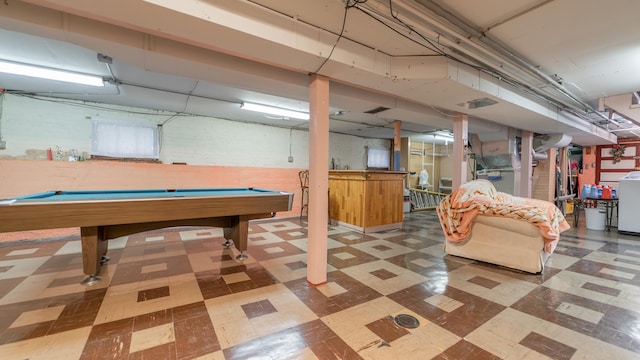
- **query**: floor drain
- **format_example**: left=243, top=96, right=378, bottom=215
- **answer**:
left=394, top=314, right=420, bottom=329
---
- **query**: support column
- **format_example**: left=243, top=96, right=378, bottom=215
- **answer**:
left=307, top=74, right=329, bottom=285
left=519, top=130, right=533, bottom=197
left=393, top=120, right=401, bottom=171
left=452, top=113, right=469, bottom=190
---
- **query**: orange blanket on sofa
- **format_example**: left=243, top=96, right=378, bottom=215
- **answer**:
left=436, top=180, right=570, bottom=253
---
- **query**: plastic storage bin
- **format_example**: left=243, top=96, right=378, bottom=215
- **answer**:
left=585, top=208, right=606, bottom=231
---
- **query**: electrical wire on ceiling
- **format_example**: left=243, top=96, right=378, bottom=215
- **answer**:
left=160, top=80, right=199, bottom=126
left=311, top=0, right=356, bottom=74
left=348, top=0, right=613, bottom=129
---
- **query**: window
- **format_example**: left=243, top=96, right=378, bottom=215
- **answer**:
left=91, top=119, right=159, bottom=159
left=366, top=146, right=390, bottom=169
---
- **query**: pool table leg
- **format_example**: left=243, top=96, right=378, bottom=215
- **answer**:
left=80, top=226, right=108, bottom=285
left=222, top=215, right=249, bottom=260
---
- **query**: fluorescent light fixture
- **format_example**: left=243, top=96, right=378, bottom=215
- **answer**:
left=240, top=102, right=309, bottom=120
left=433, top=134, right=454, bottom=142
left=0, top=60, right=104, bottom=87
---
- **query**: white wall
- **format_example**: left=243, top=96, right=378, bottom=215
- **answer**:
left=0, top=93, right=390, bottom=169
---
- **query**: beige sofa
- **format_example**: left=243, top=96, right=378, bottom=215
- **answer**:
left=443, top=215, right=550, bottom=273
left=437, top=180, right=569, bottom=274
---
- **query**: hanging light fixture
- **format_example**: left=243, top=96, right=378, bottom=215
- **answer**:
left=240, top=102, right=309, bottom=120
left=0, top=59, right=105, bottom=87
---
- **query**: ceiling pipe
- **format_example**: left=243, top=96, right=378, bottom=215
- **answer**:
left=365, top=0, right=611, bottom=128
left=396, top=0, right=611, bottom=125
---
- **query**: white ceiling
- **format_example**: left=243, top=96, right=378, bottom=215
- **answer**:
left=1, top=0, right=639, bottom=145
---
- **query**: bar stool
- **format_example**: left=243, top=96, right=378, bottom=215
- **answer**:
left=298, top=170, right=309, bottom=220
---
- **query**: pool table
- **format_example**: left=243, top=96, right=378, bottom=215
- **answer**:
left=0, top=188, right=293, bottom=283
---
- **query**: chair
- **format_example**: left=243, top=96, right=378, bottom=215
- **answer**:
left=298, top=170, right=309, bottom=219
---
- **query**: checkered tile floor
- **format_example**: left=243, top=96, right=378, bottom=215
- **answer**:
left=1, top=211, right=639, bottom=359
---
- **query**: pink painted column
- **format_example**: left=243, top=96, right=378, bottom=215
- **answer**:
left=519, top=130, right=534, bottom=197
left=307, top=74, right=329, bottom=285
left=452, top=112, right=469, bottom=190
left=393, top=120, right=401, bottom=171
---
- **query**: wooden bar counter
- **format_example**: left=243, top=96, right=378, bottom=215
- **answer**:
left=329, top=170, right=406, bottom=233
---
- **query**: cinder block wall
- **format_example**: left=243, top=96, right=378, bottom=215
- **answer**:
left=0, top=160, right=303, bottom=241
left=0, top=94, right=390, bottom=241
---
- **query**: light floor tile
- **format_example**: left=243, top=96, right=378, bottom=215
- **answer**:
left=322, top=297, right=459, bottom=360
left=599, top=267, right=635, bottom=279
left=350, top=239, right=414, bottom=259
left=94, top=273, right=203, bottom=324
left=8, top=248, right=39, bottom=256
left=263, top=246, right=284, bottom=254
left=10, top=305, right=65, bottom=328
left=119, top=242, right=187, bottom=264
left=340, top=260, right=427, bottom=295
left=109, top=236, right=129, bottom=249
left=446, top=266, right=538, bottom=307
left=192, top=351, right=227, bottom=360
left=410, top=258, right=435, bottom=268
left=0, top=267, right=112, bottom=305
left=247, top=232, right=284, bottom=246
left=205, top=283, right=317, bottom=348
left=503, top=344, right=555, bottom=360
left=180, top=229, right=223, bottom=241
left=546, top=253, right=581, bottom=270
left=543, top=271, right=640, bottom=313
left=129, top=322, right=175, bottom=353
left=402, top=238, right=422, bottom=245
left=260, top=254, right=310, bottom=283
left=222, top=272, right=251, bottom=284
left=465, top=308, right=547, bottom=359
left=624, top=249, right=640, bottom=257
left=419, top=244, right=450, bottom=258
left=333, top=252, right=356, bottom=260
left=555, top=302, right=604, bottom=324
left=584, top=251, right=640, bottom=271
left=0, top=256, right=50, bottom=280
left=425, top=294, right=464, bottom=313
left=145, top=235, right=165, bottom=242
left=141, top=263, right=168, bottom=274
left=0, top=326, right=91, bottom=360
left=315, top=281, right=348, bottom=297
left=288, top=238, right=343, bottom=252
left=343, top=235, right=361, bottom=241
left=54, top=240, right=82, bottom=255
left=256, top=221, right=301, bottom=232
left=187, top=251, right=257, bottom=273
left=534, top=316, right=639, bottom=360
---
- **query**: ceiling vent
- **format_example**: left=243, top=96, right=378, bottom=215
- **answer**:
left=457, top=97, right=498, bottom=109
left=364, top=106, right=390, bottom=114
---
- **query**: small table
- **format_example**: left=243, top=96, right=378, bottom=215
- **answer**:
left=574, top=198, right=619, bottom=231
left=0, top=188, right=293, bottom=284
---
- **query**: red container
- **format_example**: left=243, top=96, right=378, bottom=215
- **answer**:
left=602, top=187, right=611, bottom=199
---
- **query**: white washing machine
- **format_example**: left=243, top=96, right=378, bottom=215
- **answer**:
left=618, top=171, right=640, bottom=235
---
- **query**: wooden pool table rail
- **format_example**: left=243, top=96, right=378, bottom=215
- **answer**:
left=0, top=192, right=293, bottom=280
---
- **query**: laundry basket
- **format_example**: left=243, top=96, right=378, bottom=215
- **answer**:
left=584, top=208, right=605, bottom=231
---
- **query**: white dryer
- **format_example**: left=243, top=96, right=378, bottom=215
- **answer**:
left=618, top=171, right=640, bottom=235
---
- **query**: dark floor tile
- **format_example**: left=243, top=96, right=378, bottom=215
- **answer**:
left=133, top=309, right=173, bottom=332
left=174, top=314, right=220, bottom=359
left=365, top=316, right=409, bottom=343
left=137, top=286, right=170, bottom=302
left=327, top=246, right=380, bottom=269
left=467, top=275, right=501, bottom=289
left=389, top=284, right=506, bottom=337
left=433, top=339, right=501, bottom=360
left=519, top=332, right=576, bottom=360
left=129, top=342, right=177, bottom=360
left=581, top=282, right=621, bottom=297
left=241, top=299, right=278, bottom=319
